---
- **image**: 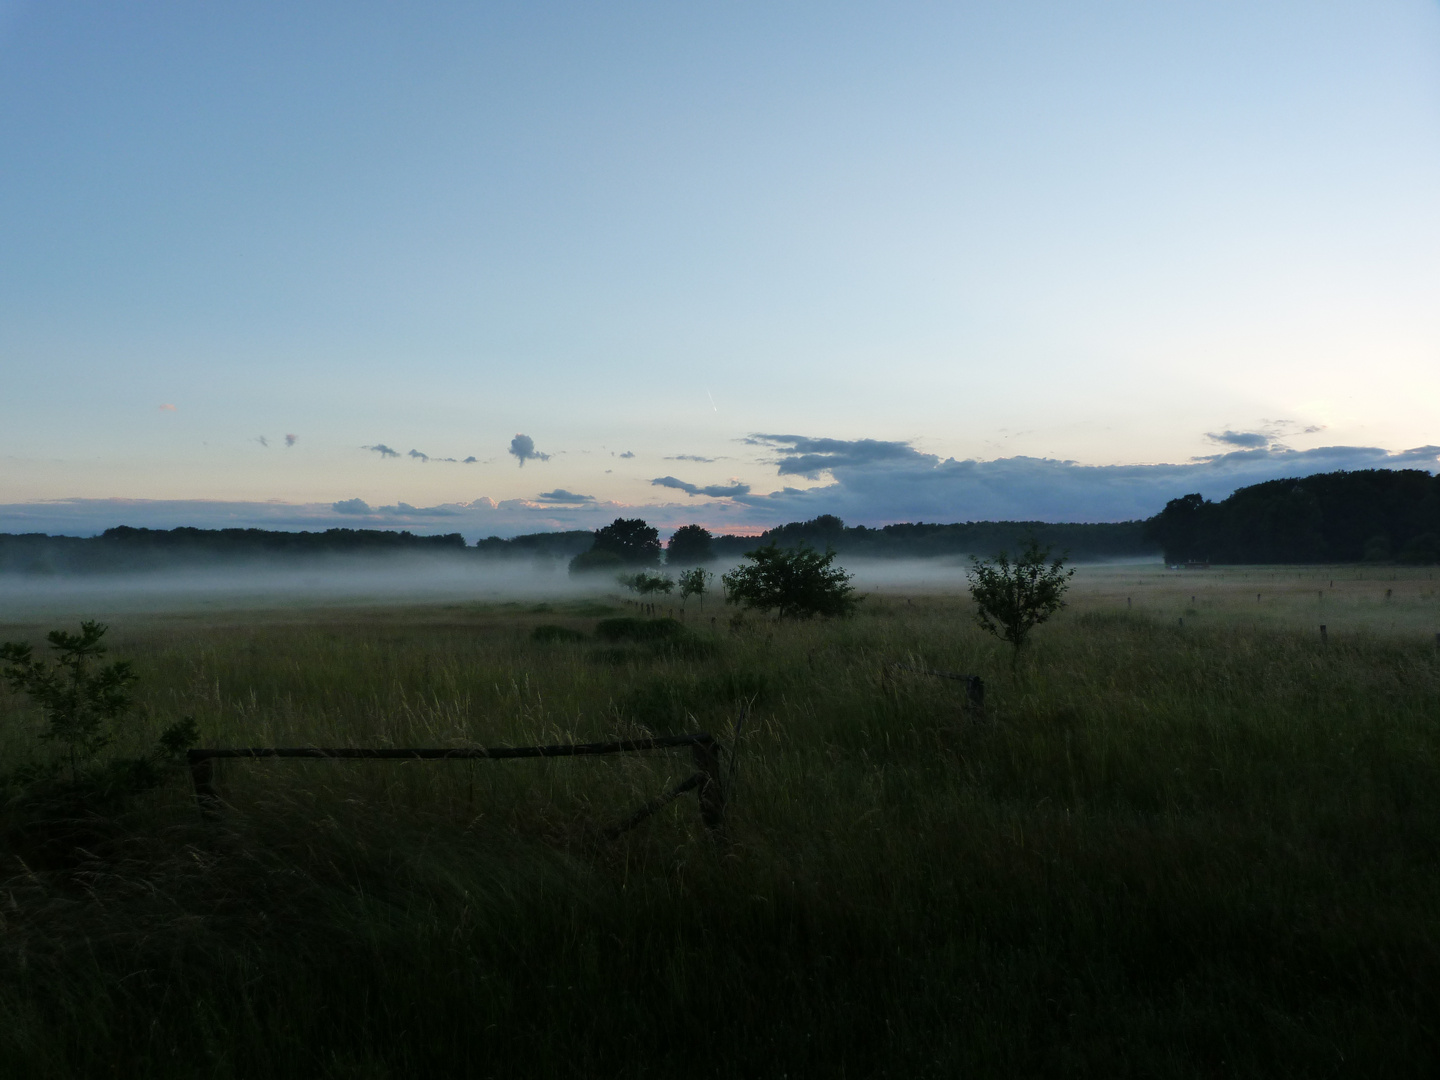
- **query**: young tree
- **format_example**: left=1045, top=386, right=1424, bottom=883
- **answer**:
left=592, top=518, right=662, bottom=566
left=666, top=524, right=714, bottom=565
left=677, top=567, right=713, bottom=610
left=722, top=543, right=858, bottom=619
left=0, top=621, right=196, bottom=786
left=966, top=539, right=1073, bottom=665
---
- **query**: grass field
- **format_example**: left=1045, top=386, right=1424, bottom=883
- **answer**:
left=2, top=563, right=1438, bottom=1078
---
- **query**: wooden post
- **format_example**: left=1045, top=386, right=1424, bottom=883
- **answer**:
left=691, top=738, right=726, bottom=833
left=1320, top=625, right=1327, bottom=647
left=966, top=675, right=985, bottom=711
left=188, top=751, right=218, bottom=811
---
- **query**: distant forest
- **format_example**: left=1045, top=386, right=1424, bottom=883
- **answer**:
left=1145, top=469, right=1440, bottom=565
left=710, top=516, right=1152, bottom=561
left=3, top=466, right=1437, bottom=573
left=0, top=518, right=1153, bottom=574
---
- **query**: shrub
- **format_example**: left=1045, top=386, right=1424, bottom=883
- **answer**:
left=531, top=625, right=587, bottom=643
left=0, top=621, right=197, bottom=830
left=594, top=617, right=686, bottom=644
left=617, top=571, right=674, bottom=595
left=721, top=543, right=859, bottom=619
left=966, top=539, right=1073, bottom=664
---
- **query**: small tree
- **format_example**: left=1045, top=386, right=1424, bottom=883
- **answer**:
left=966, top=539, right=1073, bottom=665
left=722, top=543, right=859, bottom=619
left=0, top=621, right=196, bottom=788
left=666, top=524, right=714, bottom=565
left=677, top=567, right=713, bottom=610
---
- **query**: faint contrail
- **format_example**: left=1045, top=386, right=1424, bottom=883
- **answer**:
left=705, top=388, right=717, bottom=412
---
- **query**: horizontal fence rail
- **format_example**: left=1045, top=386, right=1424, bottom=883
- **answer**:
left=186, top=733, right=726, bottom=835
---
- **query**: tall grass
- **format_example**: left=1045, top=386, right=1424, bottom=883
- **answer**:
left=2, top=572, right=1438, bottom=1077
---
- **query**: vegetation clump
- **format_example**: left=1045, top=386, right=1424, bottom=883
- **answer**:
left=530, top=624, right=586, bottom=643
left=722, top=542, right=858, bottom=619
left=0, top=622, right=196, bottom=856
left=593, top=617, right=686, bottom=644
left=617, top=570, right=673, bottom=595
left=967, top=539, right=1073, bottom=664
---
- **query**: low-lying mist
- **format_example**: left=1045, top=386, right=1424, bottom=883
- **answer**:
left=0, top=552, right=1161, bottom=620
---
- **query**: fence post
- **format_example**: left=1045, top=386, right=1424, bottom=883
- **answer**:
left=691, top=738, right=726, bottom=833
left=188, top=751, right=218, bottom=811
left=966, top=675, right=985, bottom=711
left=1320, top=625, right=1327, bottom=647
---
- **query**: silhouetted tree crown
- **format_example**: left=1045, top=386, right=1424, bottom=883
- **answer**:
left=722, top=543, right=859, bottom=619
left=591, top=518, right=662, bottom=566
left=666, top=524, right=714, bottom=565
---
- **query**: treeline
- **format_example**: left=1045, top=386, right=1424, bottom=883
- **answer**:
left=1145, top=469, right=1440, bottom=565
left=1, top=517, right=1156, bottom=575
left=0, top=526, right=468, bottom=574
left=725, top=515, right=1153, bottom=561
left=565, top=514, right=1153, bottom=573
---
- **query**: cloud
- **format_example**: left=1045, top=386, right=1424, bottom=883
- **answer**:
left=535, top=489, right=596, bottom=503
left=6, top=437, right=1435, bottom=544
left=363, top=444, right=400, bottom=459
left=158, top=403, right=177, bottom=412
left=748, top=434, right=922, bottom=478
left=651, top=476, right=752, bottom=498
left=619, top=451, right=635, bottom=459
left=463, top=456, right=478, bottom=464
left=666, top=454, right=717, bottom=463
left=508, top=434, right=549, bottom=466
left=408, top=449, right=429, bottom=462
left=727, top=435, right=1440, bottom=524
left=1205, top=430, right=1269, bottom=449
left=285, top=434, right=298, bottom=447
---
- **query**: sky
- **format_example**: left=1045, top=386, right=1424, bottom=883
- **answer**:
left=2, top=1, right=1438, bottom=539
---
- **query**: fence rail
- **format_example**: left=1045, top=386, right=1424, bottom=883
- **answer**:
left=186, top=733, right=726, bottom=835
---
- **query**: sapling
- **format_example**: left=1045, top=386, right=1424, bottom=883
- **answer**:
left=967, top=539, right=1074, bottom=666
left=677, top=567, right=713, bottom=611
left=1, top=621, right=196, bottom=791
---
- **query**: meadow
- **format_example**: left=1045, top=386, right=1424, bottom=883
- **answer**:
left=1, top=562, right=1438, bottom=1078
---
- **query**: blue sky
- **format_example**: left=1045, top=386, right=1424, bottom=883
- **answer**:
left=2, top=1, right=1438, bottom=537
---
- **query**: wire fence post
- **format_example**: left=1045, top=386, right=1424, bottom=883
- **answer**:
left=692, top=737, right=726, bottom=833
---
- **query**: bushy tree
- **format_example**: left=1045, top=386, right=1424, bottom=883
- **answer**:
left=967, top=539, right=1073, bottom=665
left=722, top=543, right=858, bottom=619
left=677, top=567, right=713, bottom=610
left=666, top=524, right=714, bottom=565
left=592, top=518, right=661, bottom=566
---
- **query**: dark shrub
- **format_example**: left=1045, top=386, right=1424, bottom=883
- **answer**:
left=594, top=618, right=686, bottom=643
left=531, top=625, right=586, bottom=643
